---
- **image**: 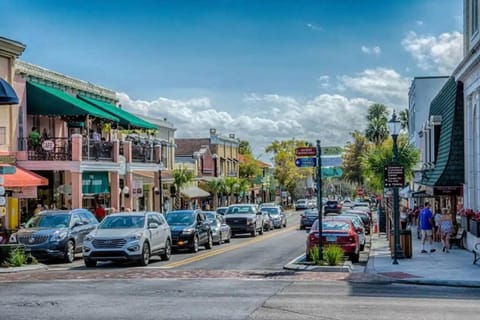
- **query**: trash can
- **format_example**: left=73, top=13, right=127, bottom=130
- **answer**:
left=400, top=229, right=412, bottom=258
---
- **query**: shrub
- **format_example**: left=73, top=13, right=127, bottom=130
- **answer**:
left=1, top=247, right=37, bottom=267
left=309, top=246, right=322, bottom=265
left=323, top=245, right=344, bottom=266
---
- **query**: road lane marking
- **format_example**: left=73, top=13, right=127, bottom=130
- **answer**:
left=159, top=223, right=299, bottom=269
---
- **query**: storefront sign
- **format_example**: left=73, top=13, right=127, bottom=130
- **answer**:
left=0, top=155, right=15, bottom=164
left=12, top=186, right=37, bottom=199
left=0, top=186, right=4, bottom=196
left=42, top=140, right=55, bottom=151
left=132, top=180, right=143, bottom=197
left=82, top=172, right=109, bottom=194
left=0, top=196, right=5, bottom=206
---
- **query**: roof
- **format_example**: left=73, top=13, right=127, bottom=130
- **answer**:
left=175, top=138, right=211, bottom=156
left=421, top=77, right=464, bottom=187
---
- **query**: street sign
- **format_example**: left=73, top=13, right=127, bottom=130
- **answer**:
left=295, top=147, right=317, bottom=157
left=0, top=196, right=5, bottom=206
left=384, top=165, right=404, bottom=187
left=0, top=166, right=16, bottom=175
left=295, top=157, right=317, bottom=167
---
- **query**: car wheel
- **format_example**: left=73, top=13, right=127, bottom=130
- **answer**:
left=283, top=220, right=287, bottom=228
left=191, top=235, right=199, bottom=253
left=360, top=244, right=365, bottom=251
left=216, top=231, right=222, bottom=245
left=270, top=224, right=274, bottom=231
left=205, top=233, right=213, bottom=250
left=139, top=242, right=150, bottom=266
left=300, top=225, right=305, bottom=230
left=251, top=224, right=257, bottom=237
left=160, top=239, right=171, bottom=261
left=63, top=240, right=75, bottom=263
left=84, top=259, right=96, bottom=268
left=259, top=223, right=264, bottom=235
left=305, top=251, right=312, bottom=261
left=225, top=230, right=231, bottom=243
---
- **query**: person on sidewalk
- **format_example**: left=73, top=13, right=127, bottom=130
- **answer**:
left=439, top=208, right=453, bottom=253
left=433, top=208, right=442, bottom=242
left=400, top=205, right=408, bottom=230
left=419, top=202, right=436, bottom=253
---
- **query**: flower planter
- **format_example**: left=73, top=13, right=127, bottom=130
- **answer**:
left=470, top=219, right=480, bottom=237
left=461, top=215, right=471, bottom=232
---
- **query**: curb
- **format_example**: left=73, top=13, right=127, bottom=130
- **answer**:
left=391, top=278, right=480, bottom=288
left=283, top=254, right=353, bottom=272
left=0, top=264, right=48, bottom=274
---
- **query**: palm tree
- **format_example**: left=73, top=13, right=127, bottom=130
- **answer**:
left=203, top=178, right=225, bottom=209
left=237, top=178, right=250, bottom=203
left=224, top=177, right=239, bottom=205
left=399, top=108, right=409, bottom=131
left=172, top=167, right=194, bottom=209
left=365, top=103, right=389, bottom=146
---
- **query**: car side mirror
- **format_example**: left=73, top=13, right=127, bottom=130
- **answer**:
left=149, top=222, right=159, bottom=229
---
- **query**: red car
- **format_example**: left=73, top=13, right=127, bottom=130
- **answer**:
left=306, top=218, right=360, bottom=263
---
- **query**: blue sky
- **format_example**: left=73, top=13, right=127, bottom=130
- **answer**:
left=1, top=0, right=463, bottom=158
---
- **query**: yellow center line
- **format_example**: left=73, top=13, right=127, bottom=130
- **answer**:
left=160, top=223, right=299, bottom=268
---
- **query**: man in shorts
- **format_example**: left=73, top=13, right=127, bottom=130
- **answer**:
left=419, top=202, right=436, bottom=253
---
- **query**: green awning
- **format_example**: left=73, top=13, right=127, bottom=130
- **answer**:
left=78, top=95, right=157, bottom=130
left=82, top=171, right=109, bottom=194
left=26, top=81, right=120, bottom=122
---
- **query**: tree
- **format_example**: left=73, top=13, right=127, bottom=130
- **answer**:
left=365, top=103, right=389, bottom=146
left=239, top=140, right=252, bottom=155
left=224, top=176, right=239, bottom=205
left=399, top=108, right=409, bottom=131
left=239, top=153, right=261, bottom=181
left=172, top=167, right=194, bottom=209
left=237, top=178, right=250, bottom=203
left=202, top=178, right=225, bottom=209
left=342, top=130, right=369, bottom=186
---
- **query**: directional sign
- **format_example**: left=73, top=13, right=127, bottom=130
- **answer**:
left=0, top=166, right=16, bottom=175
left=384, top=165, right=404, bottom=187
left=295, top=157, right=317, bottom=167
left=295, top=147, right=317, bottom=157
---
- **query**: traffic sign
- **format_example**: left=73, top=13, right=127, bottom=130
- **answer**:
left=0, top=166, right=16, bottom=175
left=295, top=147, right=317, bottom=157
left=384, top=165, right=404, bottom=187
left=295, top=157, right=317, bottom=167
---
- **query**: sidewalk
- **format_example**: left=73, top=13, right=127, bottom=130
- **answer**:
left=366, top=226, right=480, bottom=287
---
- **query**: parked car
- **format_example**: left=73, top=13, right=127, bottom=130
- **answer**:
left=342, top=209, right=372, bottom=234
left=165, top=210, right=213, bottom=252
left=324, top=200, right=342, bottom=215
left=9, top=209, right=99, bottom=263
left=261, top=211, right=274, bottom=231
left=307, top=199, right=317, bottom=208
left=295, top=199, right=310, bottom=211
left=261, top=206, right=287, bottom=228
left=333, top=214, right=366, bottom=251
left=82, top=211, right=172, bottom=267
left=306, top=218, right=360, bottom=263
left=216, top=207, right=228, bottom=215
left=224, top=204, right=264, bottom=237
left=299, top=209, right=320, bottom=230
left=205, top=211, right=231, bottom=244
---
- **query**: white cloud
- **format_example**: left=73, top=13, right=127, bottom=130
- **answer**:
left=416, top=20, right=424, bottom=26
left=306, top=23, right=322, bottom=31
left=318, top=75, right=330, bottom=89
left=401, top=31, right=463, bottom=74
left=339, top=68, right=410, bottom=108
left=361, top=45, right=382, bottom=55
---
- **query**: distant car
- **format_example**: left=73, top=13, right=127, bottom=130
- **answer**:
left=9, top=209, right=99, bottom=263
left=261, top=206, right=287, bottom=228
left=342, top=209, right=372, bottom=234
left=165, top=210, right=213, bottom=252
left=307, top=199, right=317, bottom=208
left=295, top=199, right=310, bottom=211
left=324, top=200, right=342, bottom=215
left=205, top=211, right=231, bottom=245
left=261, top=211, right=274, bottom=231
left=306, top=218, right=360, bottom=263
left=216, top=207, right=228, bottom=215
left=299, top=209, right=320, bottom=230
left=333, top=214, right=366, bottom=251
left=82, top=211, right=172, bottom=267
left=224, top=204, right=264, bottom=237
left=342, top=199, right=353, bottom=208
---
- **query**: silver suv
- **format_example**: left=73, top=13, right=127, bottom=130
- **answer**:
left=224, top=204, right=264, bottom=237
left=82, top=211, right=171, bottom=267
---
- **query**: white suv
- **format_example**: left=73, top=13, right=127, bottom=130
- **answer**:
left=82, top=211, right=171, bottom=267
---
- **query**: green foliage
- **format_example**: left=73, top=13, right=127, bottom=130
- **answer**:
left=239, top=140, right=253, bottom=155
left=1, top=247, right=38, bottom=267
left=399, top=109, right=409, bottom=131
left=365, top=103, right=389, bottom=146
left=323, top=245, right=344, bottom=266
left=309, top=246, right=322, bottom=265
left=342, top=131, right=369, bottom=185
left=239, top=153, right=261, bottom=180
left=202, top=178, right=225, bottom=209
left=172, top=167, right=195, bottom=209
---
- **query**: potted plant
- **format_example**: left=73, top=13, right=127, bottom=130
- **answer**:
left=469, top=211, right=480, bottom=237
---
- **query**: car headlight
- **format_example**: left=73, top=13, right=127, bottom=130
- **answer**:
left=85, top=234, right=94, bottom=242
left=129, top=233, right=143, bottom=241
left=9, top=234, right=17, bottom=243
left=50, top=230, right=68, bottom=241
left=247, top=218, right=255, bottom=225
left=182, top=228, right=195, bottom=235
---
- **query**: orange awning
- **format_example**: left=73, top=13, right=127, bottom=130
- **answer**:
left=1, top=165, right=48, bottom=187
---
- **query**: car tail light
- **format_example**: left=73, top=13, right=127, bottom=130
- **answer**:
left=357, top=227, right=363, bottom=233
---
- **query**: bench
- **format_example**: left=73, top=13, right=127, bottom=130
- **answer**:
left=474, top=243, right=480, bottom=265
left=450, top=227, right=465, bottom=249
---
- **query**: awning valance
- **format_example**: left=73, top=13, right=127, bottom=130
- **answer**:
left=180, top=186, right=210, bottom=198
left=78, top=95, right=157, bottom=130
left=0, top=77, right=18, bottom=105
left=26, top=81, right=120, bottom=122
left=1, top=165, right=48, bottom=187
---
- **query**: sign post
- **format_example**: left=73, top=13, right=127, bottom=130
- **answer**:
left=316, top=140, right=323, bottom=261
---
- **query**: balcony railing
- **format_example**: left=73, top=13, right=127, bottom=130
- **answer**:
left=18, top=137, right=72, bottom=161
left=131, top=142, right=154, bottom=163
left=82, top=139, right=114, bottom=161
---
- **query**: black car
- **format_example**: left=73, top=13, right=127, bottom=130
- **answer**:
left=300, top=209, right=320, bottom=229
left=165, top=210, right=213, bottom=252
left=9, top=209, right=99, bottom=262
left=324, top=200, right=341, bottom=215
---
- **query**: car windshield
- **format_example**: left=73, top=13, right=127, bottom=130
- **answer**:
left=296, top=200, right=307, bottom=204
left=25, top=214, right=70, bottom=228
left=261, top=207, right=279, bottom=215
left=205, top=212, right=217, bottom=222
left=99, top=216, right=145, bottom=229
left=304, top=210, right=319, bottom=216
left=313, top=220, right=350, bottom=232
left=165, top=211, right=195, bottom=225
left=216, top=208, right=227, bottom=214
left=225, top=206, right=255, bottom=215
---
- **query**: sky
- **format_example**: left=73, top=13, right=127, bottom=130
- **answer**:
left=1, top=0, right=463, bottom=161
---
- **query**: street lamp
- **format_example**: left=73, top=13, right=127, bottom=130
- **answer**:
left=387, top=111, right=402, bottom=265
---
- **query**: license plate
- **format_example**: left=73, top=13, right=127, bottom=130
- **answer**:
left=326, top=235, right=337, bottom=242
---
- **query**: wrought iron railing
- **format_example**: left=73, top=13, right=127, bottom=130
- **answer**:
left=18, top=137, right=72, bottom=161
left=82, top=139, right=114, bottom=161
left=131, top=142, right=154, bottom=163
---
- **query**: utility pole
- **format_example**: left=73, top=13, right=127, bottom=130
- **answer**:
left=316, top=140, right=323, bottom=260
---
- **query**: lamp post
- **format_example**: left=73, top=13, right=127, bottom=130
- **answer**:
left=387, top=111, right=402, bottom=265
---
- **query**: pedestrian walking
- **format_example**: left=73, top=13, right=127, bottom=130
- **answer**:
left=433, top=208, right=442, bottom=242
left=439, top=208, right=453, bottom=253
left=400, top=205, right=408, bottom=230
left=419, top=202, right=436, bottom=253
